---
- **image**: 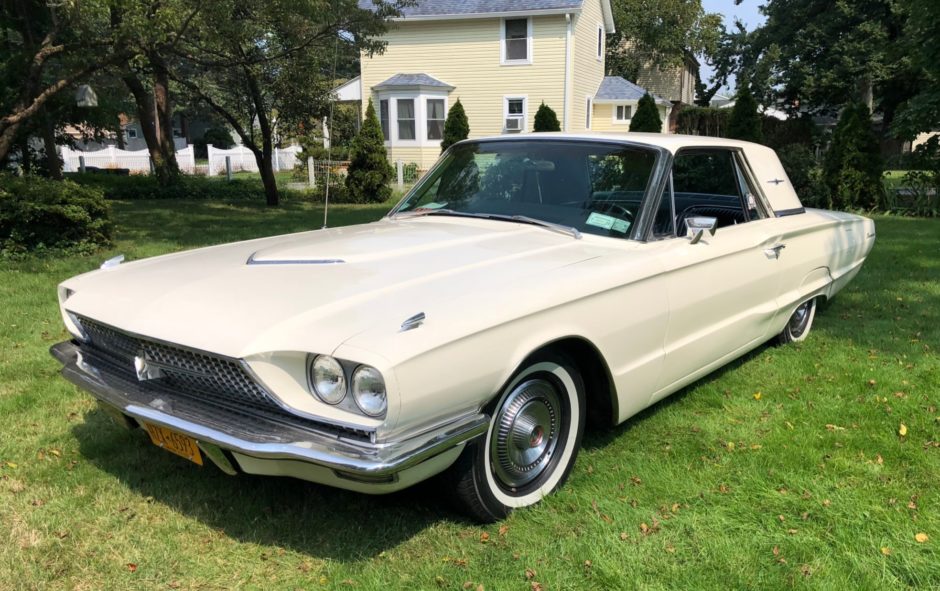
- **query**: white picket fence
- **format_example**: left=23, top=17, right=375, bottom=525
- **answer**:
left=60, top=144, right=197, bottom=174
left=206, top=144, right=302, bottom=176
left=60, top=143, right=302, bottom=177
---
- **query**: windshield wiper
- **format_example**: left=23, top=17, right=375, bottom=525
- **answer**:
left=391, top=208, right=484, bottom=219
left=393, top=209, right=581, bottom=239
left=496, top=214, right=582, bottom=239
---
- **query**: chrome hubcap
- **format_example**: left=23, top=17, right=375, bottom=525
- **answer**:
left=491, top=378, right=561, bottom=489
left=788, top=301, right=812, bottom=338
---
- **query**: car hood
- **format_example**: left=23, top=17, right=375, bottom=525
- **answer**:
left=62, top=217, right=606, bottom=358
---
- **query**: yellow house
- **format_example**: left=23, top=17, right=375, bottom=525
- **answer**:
left=347, top=0, right=671, bottom=168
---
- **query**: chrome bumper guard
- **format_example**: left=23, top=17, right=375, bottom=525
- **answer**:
left=51, top=341, right=488, bottom=478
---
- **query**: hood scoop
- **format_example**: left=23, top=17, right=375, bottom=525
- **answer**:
left=246, top=252, right=345, bottom=266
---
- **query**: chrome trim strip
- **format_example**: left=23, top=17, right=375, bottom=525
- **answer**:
left=51, top=341, right=489, bottom=476
left=246, top=252, right=345, bottom=266
left=775, top=207, right=806, bottom=217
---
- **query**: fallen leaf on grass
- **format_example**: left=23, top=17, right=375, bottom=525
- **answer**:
left=881, top=547, right=892, bottom=556
left=531, top=583, right=544, bottom=591
left=525, top=568, right=537, bottom=580
left=825, top=424, right=845, bottom=431
left=126, top=563, right=137, bottom=573
left=498, top=525, right=509, bottom=537
left=753, top=392, right=762, bottom=400
left=479, top=532, right=490, bottom=543
left=620, top=532, right=629, bottom=541
left=899, top=423, right=908, bottom=437
left=772, top=546, right=780, bottom=556
left=915, top=533, right=929, bottom=543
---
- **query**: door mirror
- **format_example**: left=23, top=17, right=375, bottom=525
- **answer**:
left=686, top=216, right=717, bottom=244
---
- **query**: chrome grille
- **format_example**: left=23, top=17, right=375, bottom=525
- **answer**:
left=74, top=316, right=371, bottom=441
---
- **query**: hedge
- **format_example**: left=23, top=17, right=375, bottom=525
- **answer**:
left=0, top=175, right=113, bottom=254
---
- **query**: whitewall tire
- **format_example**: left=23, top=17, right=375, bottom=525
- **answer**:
left=451, top=352, right=586, bottom=522
left=776, top=297, right=817, bottom=344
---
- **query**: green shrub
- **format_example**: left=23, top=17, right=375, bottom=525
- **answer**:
left=441, top=99, right=470, bottom=152
left=777, top=144, right=829, bottom=208
left=676, top=107, right=730, bottom=137
left=0, top=175, right=113, bottom=254
left=533, top=102, right=561, bottom=132
left=68, top=174, right=268, bottom=200
left=630, top=94, right=663, bottom=133
left=823, top=102, right=884, bottom=210
left=346, top=99, right=394, bottom=203
left=727, top=85, right=763, bottom=143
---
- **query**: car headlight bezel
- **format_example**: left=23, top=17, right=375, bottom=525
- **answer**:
left=308, top=354, right=347, bottom=405
left=351, top=365, right=387, bottom=417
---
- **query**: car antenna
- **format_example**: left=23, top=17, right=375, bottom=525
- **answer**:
left=323, top=34, right=340, bottom=229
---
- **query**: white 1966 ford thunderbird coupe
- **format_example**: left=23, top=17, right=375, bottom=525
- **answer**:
left=52, top=134, right=874, bottom=521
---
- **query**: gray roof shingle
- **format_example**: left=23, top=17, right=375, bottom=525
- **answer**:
left=373, top=73, right=455, bottom=90
left=595, top=76, right=671, bottom=105
left=358, top=0, right=584, bottom=16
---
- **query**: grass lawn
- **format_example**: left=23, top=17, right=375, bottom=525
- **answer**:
left=1, top=201, right=938, bottom=590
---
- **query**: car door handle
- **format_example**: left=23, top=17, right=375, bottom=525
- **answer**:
left=764, top=243, right=786, bottom=259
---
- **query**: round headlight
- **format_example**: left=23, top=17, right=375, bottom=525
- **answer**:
left=352, top=365, right=387, bottom=417
left=310, top=355, right=346, bottom=404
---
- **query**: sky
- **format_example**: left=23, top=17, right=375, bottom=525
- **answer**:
left=699, top=0, right=767, bottom=93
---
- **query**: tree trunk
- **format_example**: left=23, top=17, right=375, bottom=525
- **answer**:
left=0, top=121, right=24, bottom=165
left=115, top=117, right=126, bottom=149
left=246, top=71, right=279, bottom=206
left=858, top=75, right=873, bottom=113
left=256, top=146, right=279, bottom=207
left=41, top=108, right=62, bottom=180
left=123, top=72, right=172, bottom=185
left=17, top=135, right=31, bottom=174
left=151, top=53, right=180, bottom=177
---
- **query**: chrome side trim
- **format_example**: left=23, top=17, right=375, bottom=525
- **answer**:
left=246, top=252, right=345, bottom=266
left=775, top=207, right=806, bottom=217
left=51, top=341, right=488, bottom=476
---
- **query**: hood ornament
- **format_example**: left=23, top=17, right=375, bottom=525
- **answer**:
left=100, top=254, right=125, bottom=269
left=400, top=312, right=426, bottom=332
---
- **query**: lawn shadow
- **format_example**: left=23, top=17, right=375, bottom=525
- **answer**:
left=71, top=410, right=469, bottom=562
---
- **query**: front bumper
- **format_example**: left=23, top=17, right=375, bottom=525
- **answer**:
left=51, top=341, right=488, bottom=487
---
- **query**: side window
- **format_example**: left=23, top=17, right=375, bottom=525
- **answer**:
left=671, top=149, right=757, bottom=233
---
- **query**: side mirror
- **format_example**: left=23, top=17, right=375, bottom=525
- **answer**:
left=686, top=216, right=718, bottom=244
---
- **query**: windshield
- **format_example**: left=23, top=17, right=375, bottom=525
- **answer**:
left=391, top=140, right=659, bottom=240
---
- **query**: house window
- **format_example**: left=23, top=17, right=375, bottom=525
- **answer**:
left=502, top=18, right=531, bottom=64
left=597, top=25, right=604, bottom=60
left=126, top=128, right=138, bottom=139
left=504, top=96, right=527, bottom=132
left=379, top=99, right=390, bottom=141
left=586, top=97, right=593, bottom=129
left=397, top=98, right=415, bottom=140
left=427, top=99, right=445, bottom=141
left=615, top=104, right=633, bottom=122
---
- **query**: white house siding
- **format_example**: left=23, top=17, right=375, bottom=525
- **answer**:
left=361, top=15, right=569, bottom=168
left=571, top=0, right=608, bottom=132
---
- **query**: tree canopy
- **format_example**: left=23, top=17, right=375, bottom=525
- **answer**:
left=606, top=0, right=722, bottom=81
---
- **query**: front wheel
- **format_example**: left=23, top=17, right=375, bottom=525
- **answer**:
left=451, top=352, right=586, bottom=522
left=776, top=297, right=817, bottom=344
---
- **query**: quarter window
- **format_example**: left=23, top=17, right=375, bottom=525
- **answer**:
left=397, top=98, right=415, bottom=141
left=427, top=99, right=445, bottom=141
left=597, top=25, right=604, bottom=60
left=503, top=18, right=529, bottom=62
left=585, top=97, right=592, bottom=129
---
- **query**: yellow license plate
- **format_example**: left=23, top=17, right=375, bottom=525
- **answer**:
left=143, top=422, right=203, bottom=466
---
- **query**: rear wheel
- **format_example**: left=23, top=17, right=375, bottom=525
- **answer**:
left=451, top=352, right=586, bottom=522
left=776, top=298, right=817, bottom=344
